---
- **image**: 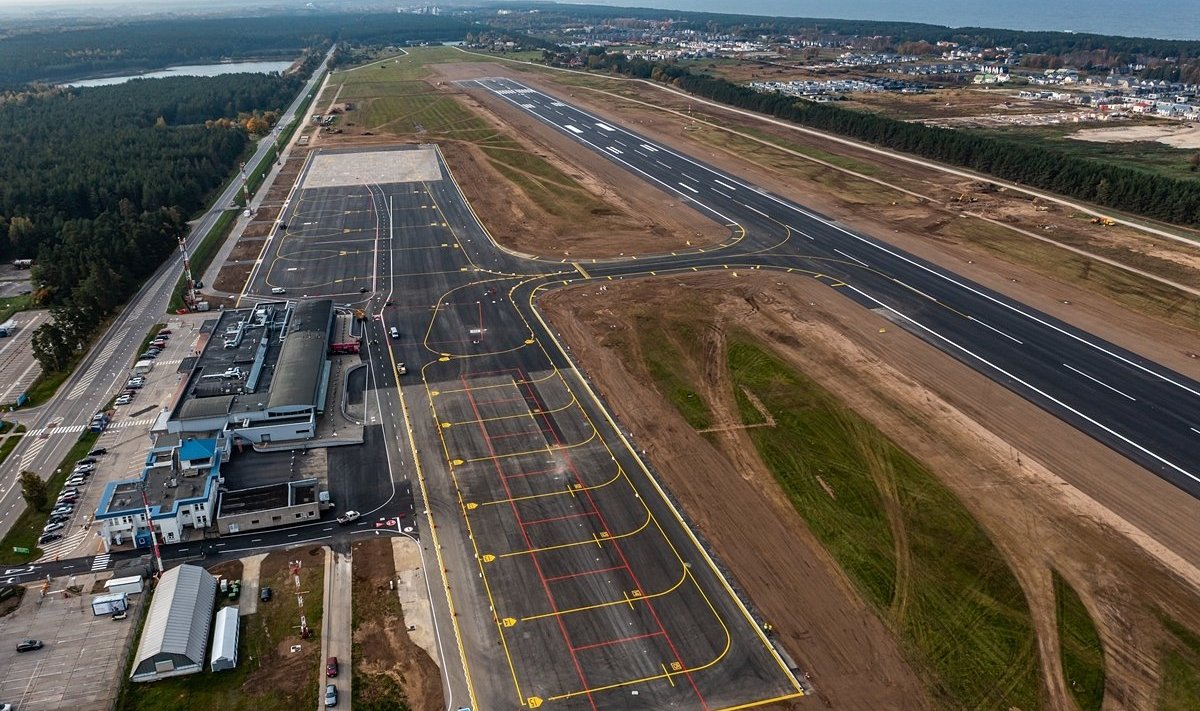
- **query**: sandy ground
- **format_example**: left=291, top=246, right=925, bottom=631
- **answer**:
left=1068, top=123, right=1200, bottom=149
left=353, top=538, right=443, bottom=711
left=542, top=272, right=1200, bottom=710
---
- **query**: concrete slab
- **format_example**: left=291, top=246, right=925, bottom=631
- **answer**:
left=389, top=536, right=437, bottom=664
left=301, top=146, right=442, bottom=189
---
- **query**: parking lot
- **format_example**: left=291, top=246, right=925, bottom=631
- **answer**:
left=0, top=577, right=141, bottom=710
left=36, top=317, right=206, bottom=562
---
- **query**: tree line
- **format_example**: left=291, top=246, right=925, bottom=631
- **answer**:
left=572, top=52, right=1200, bottom=226
left=0, top=73, right=303, bottom=375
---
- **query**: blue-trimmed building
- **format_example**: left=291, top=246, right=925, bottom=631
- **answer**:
left=96, top=435, right=229, bottom=548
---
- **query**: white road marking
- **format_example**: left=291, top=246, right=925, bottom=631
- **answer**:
left=677, top=183, right=699, bottom=194
left=843, top=284, right=1194, bottom=483
left=564, top=125, right=583, bottom=134
left=640, top=144, right=659, bottom=152
left=741, top=203, right=770, bottom=219
left=714, top=179, right=737, bottom=191
left=595, top=122, right=615, bottom=132
left=969, top=317, right=1024, bottom=345
left=1062, top=363, right=1136, bottom=401
left=605, top=146, right=623, bottom=155
left=833, top=248, right=868, bottom=267
left=680, top=173, right=698, bottom=182
left=713, top=189, right=733, bottom=199
left=655, top=160, right=671, bottom=169
left=1189, top=427, right=1200, bottom=435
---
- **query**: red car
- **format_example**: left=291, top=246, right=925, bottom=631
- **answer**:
left=326, top=656, right=338, bottom=678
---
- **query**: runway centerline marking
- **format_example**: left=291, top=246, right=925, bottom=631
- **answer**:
left=1062, top=363, right=1137, bottom=401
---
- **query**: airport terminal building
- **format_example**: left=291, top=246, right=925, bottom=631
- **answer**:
left=162, top=299, right=336, bottom=446
left=95, top=299, right=341, bottom=548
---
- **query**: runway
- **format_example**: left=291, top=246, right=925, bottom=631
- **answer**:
left=464, top=77, right=1200, bottom=500
left=249, top=145, right=804, bottom=710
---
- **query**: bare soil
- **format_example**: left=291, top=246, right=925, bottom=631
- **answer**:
left=352, top=538, right=444, bottom=711
left=542, top=272, right=1200, bottom=710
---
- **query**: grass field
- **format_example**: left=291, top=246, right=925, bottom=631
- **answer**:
left=0, top=430, right=99, bottom=564
left=722, top=335, right=1040, bottom=710
left=936, top=217, right=1200, bottom=332
left=1054, top=571, right=1106, bottom=711
left=168, top=209, right=237, bottom=312
left=978, top=122, right=1200, bottom=180
left=0, top=294, right=32, bottom=323
left=632, top=315, right=712, bottom=429
left=117, top=552, right=326, bottom=711
left=0, top=428, right=23, bottom=466
left=1157, top=614, right=1200, bottom=710
left=331, top=48, right=611, bottom=221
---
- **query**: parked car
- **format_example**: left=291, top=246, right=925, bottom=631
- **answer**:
left=326, top=656, right=338, bottom=678
left=324, top=684, right=337, bottom=707
left=260, top=586, right=272, bottom=602
left=60, top=487, right=79, bottom=496
left=88, top=447, right=108, bottom=456
left=389, top=326, right=400, bottom=339
left=112, top=610, right=128, bottom=621
left=271, top=287, right=286, bottom=295
left=50, top=508, right=72, bottom=518
left=66, top=478, right=87, bottom=487
left=38, top=532, right=63, bottom=545
left=74, top=462, right=95, bottom=473
left=115, top=397, right=132, bottom=406
left=55, top=496, right=77, bottom=506
left=15, top=639, right=43, bottom=653
left=157, top=329, right=172, bottom=336
left=77, top=457, right=97, bottom=466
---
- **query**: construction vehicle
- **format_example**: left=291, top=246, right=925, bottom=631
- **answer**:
left=1090, top=216, right=1116, bottom=226
left=354, top=309, right=366, bottom=322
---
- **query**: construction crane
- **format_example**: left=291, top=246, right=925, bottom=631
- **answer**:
left=177, top=235, right=198, bottom=310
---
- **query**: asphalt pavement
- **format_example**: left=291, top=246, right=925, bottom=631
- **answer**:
left=466, top=77, right=1200, bottom=500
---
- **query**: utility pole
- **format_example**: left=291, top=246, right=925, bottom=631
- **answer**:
left=178, top=235, right=196, bottom=309
left=138, top=484, right=165, bottom=576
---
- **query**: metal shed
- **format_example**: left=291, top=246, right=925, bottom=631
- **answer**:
left=130, top=564, right=218, bottom=682
left=210, top=606, right=240, bottom=672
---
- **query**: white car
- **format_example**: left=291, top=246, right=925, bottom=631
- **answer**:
left=336, top=511, right=360, bottom=525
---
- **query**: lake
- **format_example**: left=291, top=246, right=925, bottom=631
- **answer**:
left=66, top=60, right=294, bottom=88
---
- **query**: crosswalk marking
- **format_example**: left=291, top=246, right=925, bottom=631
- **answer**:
left=24, top=416, right=155, bottom=438
left=35, top=528, right=89, bottom=562
left=91, top=553, right=112, bottom=572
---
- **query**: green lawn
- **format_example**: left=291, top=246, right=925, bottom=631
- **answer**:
left=632, top=315, right=712, bottom=429
left=0, top=431, right=22, bottom=466
left=1157, top=614, right=1200, bottom=710
left=0, top=294, right=33, bottom=324
left=330, top=49, right=610, bottom=222
left=979, top=123, right=1200, bottom=180
left=168, top=209, right=237, bottom=313
left=1054, top=571, right=1106, bottom=710
left=118, top=553, right=326, bottom=711
left=0, top=430, right=99, bottom=564
left=717, top=334, right=1041, bottom=709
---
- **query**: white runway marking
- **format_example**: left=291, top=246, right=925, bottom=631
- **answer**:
left=595, top=122, right=615, bottom=132
left=564, top=125, right=583, bottom=134
left=1062, top=363, right=1136, bottom=401
left=833, top=248, right=868, bottom=267
left=677, top=182, right=699, bottom=194
left=714, top=179, right=737, bottom=191
left=968, top=316, right=1024, bottom=345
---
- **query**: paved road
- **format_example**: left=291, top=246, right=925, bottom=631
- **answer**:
left=466, top=77, right=1200, bottom=500
left=321, top=546, right=353, bottom=711
left=0, top=47, right=334, bottom=541
left=240, top=146, right=803, bottom=710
